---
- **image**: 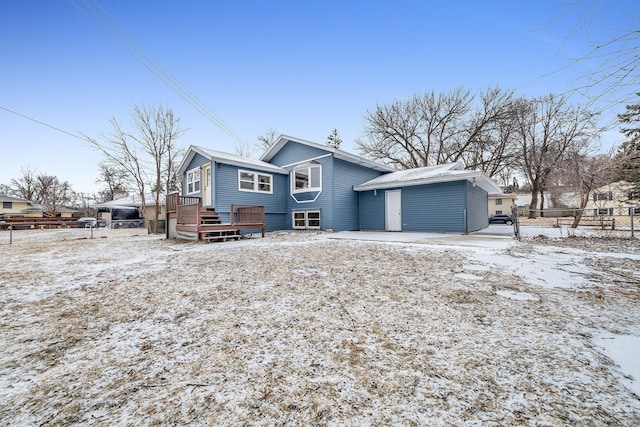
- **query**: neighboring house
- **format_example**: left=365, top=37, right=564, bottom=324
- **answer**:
left=170, top=135, right=503, bottom=240
left=0, top=195, right=44, bottom=218
left=585, top=181, right=640, bottom=216
left=488, top=194, right=517, bottom=217
left=95, top=193, right=160, bottom=228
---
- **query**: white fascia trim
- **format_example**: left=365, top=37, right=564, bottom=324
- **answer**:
left=280, top=153, right=332, bottom=169
left=217, top=158, right=287, bottom=175
left=180, top=145, right=287, bottom=175
left=354, top=172, right=503, bottom=194
left=261, top=134, right=393, bottom=172
left=290, top=192, right=322, bottom=203
left=177, top=145, right=199, bottom=176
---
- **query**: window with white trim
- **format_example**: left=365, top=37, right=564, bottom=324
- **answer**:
left=594, top=208, right=613, bottom=216
left=495, top=198, right=502, bottom=205
left=187, top=167, right=201, bottom=194
left=3, top=201, right=12, bottom=209
left=292, top=164, right=322, bottom=193
left=593, top=192, right=613, bottom=201
left=238, top=170, right=273, bottom=193
left=293, top=210, right=320, bottom=229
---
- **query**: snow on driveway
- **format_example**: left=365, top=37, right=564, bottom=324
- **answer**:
left=1, top=228, right=639, bottom=425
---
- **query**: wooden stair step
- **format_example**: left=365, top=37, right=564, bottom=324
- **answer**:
left=201, top=229, right=240, bottom=242
left=201, top=218, right=222, bottom=224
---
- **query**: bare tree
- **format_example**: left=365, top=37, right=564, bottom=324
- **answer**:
left=257, top=128, right=279, bottom=154
left=0, top=183, right=11, bottom=196
left=512, top=94, right=601, bottom=218
left=559, top=144, right=617, bottom=226
left=11, top=167, right=39, bottom=201
left=553, top=1, right=640, bottom=110
left=234, top=139, right=254, bottom=158
left=358, top=87, right=517, bottom=175
left=86, top=104, right=186, bottom=233
left=326, top=128, right=342, bottom=149
left=34, top=174, right=74, bottom=217
left=454, top=87, right=519, bottom=176
left=163, top=145, right=185, bottom=195
left=95, top=161, right=129, bottom=203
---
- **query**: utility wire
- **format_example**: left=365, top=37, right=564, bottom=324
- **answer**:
left=0, top=106, right=90, bottom=142
left=69, top=0, right=250, bottom=147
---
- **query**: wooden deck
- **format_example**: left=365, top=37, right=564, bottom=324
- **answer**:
left=167, top=193, right=265, bottom=242
left=0, top=217, right=78, bottom=230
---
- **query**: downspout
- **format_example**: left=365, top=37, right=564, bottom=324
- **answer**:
left=464, top=209, right=468, bottom=235
left=464, top=180, right=469, bottom=235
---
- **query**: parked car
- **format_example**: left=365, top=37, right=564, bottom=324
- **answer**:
left=76, top=217, right=105, bottom=228
left=489, top=214, right=513, bottom=225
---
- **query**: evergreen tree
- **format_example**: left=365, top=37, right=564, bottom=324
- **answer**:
left=327, top=128, right=342, bottom=150
left=617, top=94, right=640, bottom=188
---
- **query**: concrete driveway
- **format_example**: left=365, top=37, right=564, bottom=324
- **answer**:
left=326, top=225, right=516, bottom=247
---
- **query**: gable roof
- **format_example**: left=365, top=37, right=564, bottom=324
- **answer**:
left=353, top=162, right=503, bottom=194
left=178, top=145, right=287, bottom=175
left=95, top=193, right=165, bottom=208
left=260, top=135, right=394, bottom=173
left=0, top=194, right=30, bottom=203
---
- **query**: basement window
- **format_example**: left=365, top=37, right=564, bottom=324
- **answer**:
left=293, top=210, right=320, bottom=229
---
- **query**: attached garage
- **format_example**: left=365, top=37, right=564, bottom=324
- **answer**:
left=354, top=162, right=503, bottom=233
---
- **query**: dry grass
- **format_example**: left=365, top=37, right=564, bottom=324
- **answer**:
left=1, top=229, right=639, bottom=425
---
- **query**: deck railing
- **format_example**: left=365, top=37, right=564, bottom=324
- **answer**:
left=167, top=192, right=201, bottom=213
left=177, top=203, right=200, bottom=225
left=231, top=204, right=265, bottom=225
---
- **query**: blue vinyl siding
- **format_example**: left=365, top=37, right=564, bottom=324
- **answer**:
left=286, top=155, right=334, bottom=229
left=214, top=163, right=287, bottom=232
left=466, top=181, right=489, bottom=232
left=333, top=159, right=384, bottom=231
left=359, top=190, right=386, bottom=230
left=358, top=181, right=470, bottom=232
left=402, top=181, right=467, bottom=232
left=183, top=153, right=210, bottom=197
left=269, top=140, right=331, bottom=167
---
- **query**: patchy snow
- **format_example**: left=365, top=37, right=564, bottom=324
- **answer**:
left=1, top=228, right=640, bottom=425
left=455, top=273, right=483, bottom=281
left=593, top=334, right=640, bottom=398
left=496, top=290, right=539, bottom=301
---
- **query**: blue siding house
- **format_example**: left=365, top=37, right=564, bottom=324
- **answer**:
left=170, top=135, right=503, bottom=240
left=260, top=136, right=391, bottom=231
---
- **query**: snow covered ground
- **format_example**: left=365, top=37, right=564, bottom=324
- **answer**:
left=1, top=228, right=639, bottom=425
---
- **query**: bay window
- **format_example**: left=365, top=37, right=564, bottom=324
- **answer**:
left=292, top=164, right=322, bottom=193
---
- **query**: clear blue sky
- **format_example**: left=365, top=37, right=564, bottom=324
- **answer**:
left=1, top=0, right=637, bottom=194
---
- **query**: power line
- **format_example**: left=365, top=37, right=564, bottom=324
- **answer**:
left=69, top=0, right=250, bottom=147
left=0, top=106, right=90, bottom=142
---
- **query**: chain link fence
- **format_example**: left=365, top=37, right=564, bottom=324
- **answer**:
left=512, top=206, right=639, bottom=240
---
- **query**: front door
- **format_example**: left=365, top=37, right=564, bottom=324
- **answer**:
left=202, top=164, right=211, bottom=206
left=385, top=190, right=402, bottom=231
